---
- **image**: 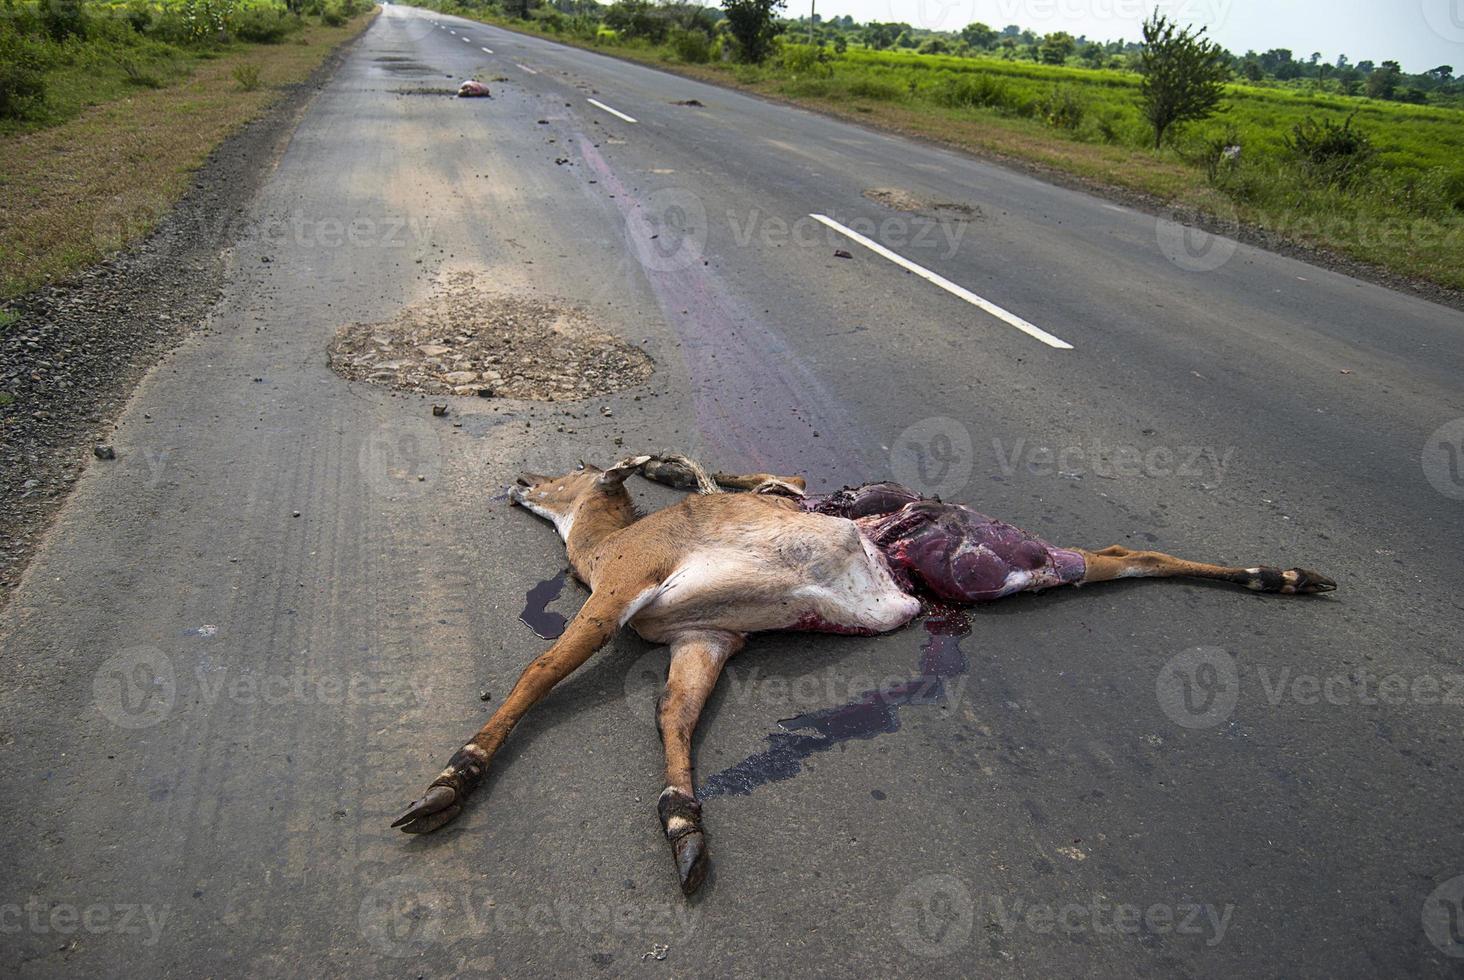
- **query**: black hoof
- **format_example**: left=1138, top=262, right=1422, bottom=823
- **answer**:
left=674, top=831, right=709, bottom=896
left=1285, top=568, right=1337, bottom=594
left=392, top=785, right=461, bottom=834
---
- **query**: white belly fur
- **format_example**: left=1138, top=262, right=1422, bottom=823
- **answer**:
left=626, top=524, right=921, bottom=644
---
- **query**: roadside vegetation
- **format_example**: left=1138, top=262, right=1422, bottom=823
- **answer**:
left=0, top=0, right=375, bottom=297
left=429, top=0, right=1464, bottom=292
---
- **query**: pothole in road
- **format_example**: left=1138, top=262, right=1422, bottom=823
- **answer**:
left=328, top=273, right=654, bottom=401
left=864, top=187, right=980, bottom=219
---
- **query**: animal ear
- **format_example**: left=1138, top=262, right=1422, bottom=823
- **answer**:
left=598, top=455, right=653, bottom=486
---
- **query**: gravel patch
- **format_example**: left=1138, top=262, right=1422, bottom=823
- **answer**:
left=328, top=272, right=654, bottom=401
left=864, top=187, right=979, bottom=218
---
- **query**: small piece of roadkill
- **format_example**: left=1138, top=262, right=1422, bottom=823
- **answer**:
left=863, top=187, right=979, bottom=218
left=328, top=272, right=654, bottom=400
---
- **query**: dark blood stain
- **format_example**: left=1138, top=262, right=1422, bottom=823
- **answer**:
left=699, top=607, right=971, bottom=798
left=519, top=570, right=569, bottom=639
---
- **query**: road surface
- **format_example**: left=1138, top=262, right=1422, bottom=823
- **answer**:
left=3, top=6, right=1463, bottom=976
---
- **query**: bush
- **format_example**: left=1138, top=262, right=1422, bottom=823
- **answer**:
left=320, top=5, right=346, bottom=26
left=779, top=42, right=831, bottom=77
left=933, top=72, right=1013, bottom=112
left=232, top=61, right=262, bottom=90
left=41, top=0, right=90, bottom=41
left=233, top=7, right=297, bottom=43
left=847, top=75, right=903, bottom=101
left=669, top=27, right=711, bottom=64
left=118, top=56, right=163, bottom=88
left=1283, top=112, right=1375, bottom=185
left=0, top=27, right=51, bottom=120
left=1036, top=84, right=1085, bottom=129
left=125, top=0, right=154, bottom=34
left=603, top=0, right=668, bottom=43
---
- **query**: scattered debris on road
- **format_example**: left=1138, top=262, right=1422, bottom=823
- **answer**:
left=93, top=444, right=116, bottom=460
left=456, top=79, right=491, bottom=98
left=431, top=403, right=448, bottom=417
left=671, top=99, right=704, bottom=107
left=833, top=248, right=853, bottom=259
left=641, top=943, right=669, bottom=962
left=329, top=272, right=654, bottom=401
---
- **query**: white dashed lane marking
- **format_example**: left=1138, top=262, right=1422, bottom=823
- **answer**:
left=808, top=214, right=1074, bottom=350
left=587, top=98, right=637, bottom=123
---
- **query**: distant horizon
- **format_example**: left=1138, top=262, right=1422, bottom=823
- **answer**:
left=761, top=0, right=1463, bottom=75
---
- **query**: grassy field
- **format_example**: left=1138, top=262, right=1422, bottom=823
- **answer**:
left=441, top=9, right=1464, bottom=292
left=0, top=4, right=377, bottom=299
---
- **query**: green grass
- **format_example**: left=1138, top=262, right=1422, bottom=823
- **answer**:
left=1, top=0, right=365, bottom=135
left=0, top=6, right=378, bottom=298
left=429, top=6, right=1464, bottom=292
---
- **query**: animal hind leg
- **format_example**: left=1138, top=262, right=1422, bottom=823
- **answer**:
left=393, top=586, right=648, bottom=834
left=656, top=629, right=744, bottom=896
left=1076, top=544, right=1336, bottom=594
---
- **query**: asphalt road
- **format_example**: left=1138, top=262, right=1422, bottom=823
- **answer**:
left=3, top=6, right=1464, bottom=976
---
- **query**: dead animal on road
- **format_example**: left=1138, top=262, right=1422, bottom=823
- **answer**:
left=395, top=453, right=1335, bottom=895
left=456, top=79, right=491, bottom=98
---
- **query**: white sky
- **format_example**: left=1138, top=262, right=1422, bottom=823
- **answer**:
left=781, top=0, right=1464, bottom=74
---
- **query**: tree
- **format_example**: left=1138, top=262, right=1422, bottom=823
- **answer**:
left=862, top=22, right=898, bottom=50
left=723, top=0, right=783, bottom=63
left=1365, top=59, right=1401, bottom=99
left=1241, top=59, right=1262, bottom=81
left=960, top=21, right=996, bottom=49
left=1039, top=31, right=1076, bottom=64
left=1137, top=11, right=1229, bottom=148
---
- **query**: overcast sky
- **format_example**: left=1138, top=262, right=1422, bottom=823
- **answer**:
left=785, top=0, right=1463, bottom=73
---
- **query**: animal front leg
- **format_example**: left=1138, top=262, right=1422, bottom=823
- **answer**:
left=393, top=588, right=641, bottom=834
left=656, top=629, right=743, bottom=895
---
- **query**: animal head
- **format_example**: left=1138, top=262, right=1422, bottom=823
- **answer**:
left=509, top=456, right=650, bottom=540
